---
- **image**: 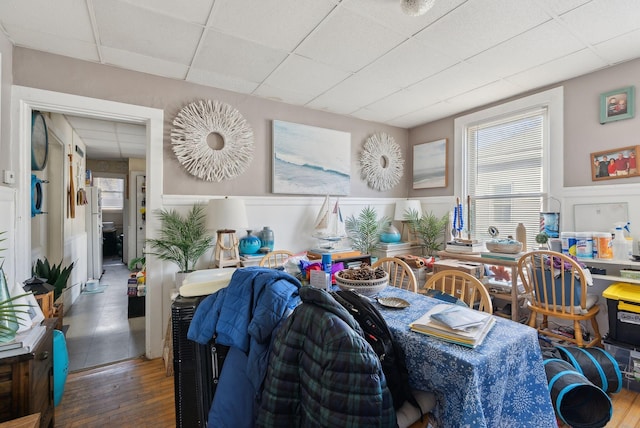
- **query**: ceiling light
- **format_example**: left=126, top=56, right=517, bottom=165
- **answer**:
left=400, top=0, right=435, bottom=16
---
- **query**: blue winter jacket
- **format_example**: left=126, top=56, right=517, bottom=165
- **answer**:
left=187, top=267, right=301, bottom=400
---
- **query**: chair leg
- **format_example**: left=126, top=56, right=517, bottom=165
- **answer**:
left=528, top=311, right=537, bottom=328
left=540, top=315, right=548, bottom=330
left=573, top=320, right=584, bottom=347
left=590, top=316, right=602, bottom=347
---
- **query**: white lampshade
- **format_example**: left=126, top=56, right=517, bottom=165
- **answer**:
left=206, top=197, right=248, bottom=232
left=400, top=0, right=435, bottom=16
left=394, top=199, right=423, bottom=221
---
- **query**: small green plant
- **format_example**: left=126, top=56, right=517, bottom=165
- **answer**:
left=345, top=206, right=389, bottom=254
left=32, top=258, right=75, bottom=301
left=146, top=205, right=213, bottom=273
left=404, top=209, right=449, bottom=256
left=128, top=256, right=146, bottom=271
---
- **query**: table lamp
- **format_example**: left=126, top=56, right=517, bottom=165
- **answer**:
left=394, top=199, right=423, bottom=243
left=207, top=197, right=248, bottom=268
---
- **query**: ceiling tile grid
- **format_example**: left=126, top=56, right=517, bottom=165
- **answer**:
left=2, top=0, right=640, bottom=158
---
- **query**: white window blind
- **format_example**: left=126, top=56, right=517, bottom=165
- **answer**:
left=466, top=108, right=546, bottom=246
left=94, top=177, right=124, bottom=210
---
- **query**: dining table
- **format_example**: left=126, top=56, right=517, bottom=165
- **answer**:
left=375, top=286, right=557, bottom=428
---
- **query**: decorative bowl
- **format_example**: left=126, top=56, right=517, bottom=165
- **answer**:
left=334, top=270, right=389, bottom=297
left=485, top=239, right=523, bottom=254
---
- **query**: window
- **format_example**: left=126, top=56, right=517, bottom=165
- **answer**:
left=94, top=177, right=124, bottom=210
left=455, top=88, right=563, bottom=248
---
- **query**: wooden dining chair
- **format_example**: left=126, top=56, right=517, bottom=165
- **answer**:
left=258, top=250, right=294, bottom=268
left=372, top=257, right=418, bottom=293
left=424, top=270, right=493, bottom=314
left=517, top=250, right=601, bottom=347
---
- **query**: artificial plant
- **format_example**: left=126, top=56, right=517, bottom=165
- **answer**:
left=145, top=204, right=213, bottom=273
left=404, top=209, right=449, bottom=256
left=345, top=206, right=389, bottom=255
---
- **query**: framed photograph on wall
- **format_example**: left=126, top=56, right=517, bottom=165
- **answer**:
left=590, top=145, right=639, bottom=181
left=272, top=120, right=351, bottom=195
left=413, top=138, right=447, bottom=189
left=600, top=86, right=635, bottom=124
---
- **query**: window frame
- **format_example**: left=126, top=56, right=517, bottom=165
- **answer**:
left=454, top=87, right=564, bottom=240
left=93, top=174, right=126, bottom=212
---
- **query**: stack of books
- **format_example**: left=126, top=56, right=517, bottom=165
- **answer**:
left=479, top=251, right=525, bottom=261
left=0, top=324, right=47, bottom=358
left=409, top=304, right=496, bottom=348
left=444, top=240, right=485, bottom=254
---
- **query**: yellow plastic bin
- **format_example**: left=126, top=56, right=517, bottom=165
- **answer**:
left=603, top=283, right=640, bottom=347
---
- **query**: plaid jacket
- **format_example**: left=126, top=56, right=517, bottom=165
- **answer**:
left=257, top=286, right=396, bottom=428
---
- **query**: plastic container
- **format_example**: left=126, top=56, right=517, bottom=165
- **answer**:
left=594, top=232, right=613, bottom=259
left=561, top=232, right=576, bottom=256
left=516, top=222, right=527, bottom=251
left=613, top=227, right=627, bottom=260
left=575, top=232, right=593, bottom=259
left=603, top=282, right=640, bottom=347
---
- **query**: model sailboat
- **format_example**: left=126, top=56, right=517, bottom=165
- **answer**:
left=312, top=195, right=346, bottom=248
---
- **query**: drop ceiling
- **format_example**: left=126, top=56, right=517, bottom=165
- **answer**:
left=3, top=0, right=640, bottom=160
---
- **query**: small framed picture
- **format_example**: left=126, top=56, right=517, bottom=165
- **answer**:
left=590, top=145, right=639, bottom=181
left=600, top=86, right=635, bottom=124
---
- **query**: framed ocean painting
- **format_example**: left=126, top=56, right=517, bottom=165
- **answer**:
left=272, top=120, right=351, bottom=195
left=413, top=138, right=448, bottom=189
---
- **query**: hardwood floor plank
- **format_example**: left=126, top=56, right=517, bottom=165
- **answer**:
left=55, top=355, right=639, bottom=427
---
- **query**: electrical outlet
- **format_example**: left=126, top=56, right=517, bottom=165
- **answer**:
left=3, top=170, right=15, bottom=184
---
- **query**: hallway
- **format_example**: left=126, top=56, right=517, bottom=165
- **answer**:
left=63, top=256, right=145, bottom=372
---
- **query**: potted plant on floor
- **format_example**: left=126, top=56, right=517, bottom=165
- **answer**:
left=345, top=206, right=389, bottom=257
left=146, top=204, right=213, bottom=287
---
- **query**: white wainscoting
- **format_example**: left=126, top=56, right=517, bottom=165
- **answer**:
left=62, top=232, right=88, bottom=308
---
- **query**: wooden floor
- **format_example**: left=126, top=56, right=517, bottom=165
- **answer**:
left=55, top=357, right=175, bottom=428
left=54, top=357, right=640, bottom=427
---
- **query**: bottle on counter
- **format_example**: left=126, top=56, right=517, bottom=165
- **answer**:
left=516, top=223, right=527, bottom=251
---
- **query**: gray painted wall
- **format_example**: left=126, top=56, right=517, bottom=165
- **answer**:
left=12, top=48, right=410, bottom=198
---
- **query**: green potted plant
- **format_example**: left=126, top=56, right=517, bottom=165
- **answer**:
left=404, top=209, right=448, bottom=256
left=32, top=258, right=75, bottom=301
left=0, top=231, right=30, bottom=342
left=146, top=204, right=213, bottom=286
left=345, top=206, right=389, bottom=255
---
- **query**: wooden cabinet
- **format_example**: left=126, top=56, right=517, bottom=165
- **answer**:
left=0, top=320, right=55, bottom=428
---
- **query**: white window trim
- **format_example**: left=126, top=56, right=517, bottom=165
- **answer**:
left=454, top=86, right=564, bottom=209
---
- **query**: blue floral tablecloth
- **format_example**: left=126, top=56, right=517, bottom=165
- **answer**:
left=376, top=287, right=557, bottom=428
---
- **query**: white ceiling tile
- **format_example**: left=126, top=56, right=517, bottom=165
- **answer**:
left=186, top=68, right=259, bottom=94
left=76, top=130, right=117, bottom=141
left=66, top=117, right=117, bottom=132
left=506, top=48, right=607, bottom=90
left=465, top=20, right=585, bottom=79
left=592, top=29, right=640, bottom=65
left=210, top=0, right=338, bottom=51
left=341, top=0, right=466, bottom=38
left=364, top=89, right=434, bottom=119
left=394, top=62, right=500, bottom=105
left=263, top=54, right=350, bottom=98
left=120, top=0, right=215, bottom=25
left=117, top=134, right=146, bottom=145
left=296, top=7, right=407, bottom=73
left=349, top=107, right=397, bottom=124
left=387, top=101, right=458, bottom=128
left=252, top=83, right=317, bottom=106
left=3, top=25, right=99, bottom=62
left=192, top=30, right=288, bottom=83
left=0, top=0, right=94, bottom=42
left=357, top=38, right=458, bottom=89
left=561, top=0, right=640, bottom=45
left=535, top=0, right=592, bottom=16
left=306, top=74, right=401, bottom=115
left=93, top=0, right=202, bottom=64
left=102, top=47, right=189, bottom=80
left=447, top=80, right=524, bottom=110
left=413, top=0, right=551, bottom=61
left=82, top=138, right=117, bottom=149
left=116, top=123, right=146, bottom=136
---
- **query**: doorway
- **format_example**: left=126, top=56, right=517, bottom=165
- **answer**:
left=11, top=85, right=166, bottom=359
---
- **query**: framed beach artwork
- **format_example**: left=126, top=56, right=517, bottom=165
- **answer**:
left=272, top=120, right=351, bottom=195
left=413, top=138, right=448, bottom=189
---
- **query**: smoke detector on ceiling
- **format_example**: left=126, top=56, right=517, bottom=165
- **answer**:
left=400, top=0, right=435, bottom=16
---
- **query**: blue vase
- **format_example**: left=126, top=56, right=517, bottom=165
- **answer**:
left=239, top=230, right=261, bottom=255
left=259, top=226, right=275, bottom=252
left=380, top=224, right=401, bottom=243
